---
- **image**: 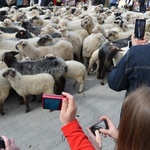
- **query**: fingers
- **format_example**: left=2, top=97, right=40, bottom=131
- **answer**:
left=1, top=135, right=11, bottom=146
left=95, top=130, right=101, bottom=145
left=61, top=98, right=68, bottom=112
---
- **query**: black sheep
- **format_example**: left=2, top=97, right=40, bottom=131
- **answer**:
left=97, top=37, right=130, bottom=85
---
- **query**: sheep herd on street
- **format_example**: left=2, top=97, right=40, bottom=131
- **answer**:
left=0, top=2, right=150, bottom=115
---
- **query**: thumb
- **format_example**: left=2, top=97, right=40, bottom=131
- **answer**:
left=61, top=98, right=68, bottom=113
left=99, top=128, right=110, bottom=135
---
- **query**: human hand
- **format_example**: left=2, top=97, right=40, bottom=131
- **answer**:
left=1, top=135, right=20, bottom=150
left=131, top=33, right=148, bottom=46
left=60, top=92, right=77, bottom=126
left=87, top=127, right=102, bottom=150
left=99, top=116, right=118, bottom=141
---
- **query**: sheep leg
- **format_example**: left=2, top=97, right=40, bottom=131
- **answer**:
left=100, top=61, right=112, bottom=85
left=84, top=57, right=90, bottom=69
left=0, top=103, right=5, bottom=115
left=55, top=77, right=66, bottom=94
left=78, top=83, right=84, bottom=93
left=31, top=95, right=36, bottom=102
left=23, top=96, right=30, bottom=113
left=96, top=61, right=103, bottom=79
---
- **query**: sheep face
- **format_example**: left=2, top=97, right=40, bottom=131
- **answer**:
left=29, top=16, right=43, bottom=26
left=3, top=68, right=16, bottom=79
left=16, top=30, right=32, bottom=39
left=2, top=51, right=18, bottom=67
left=97, top=16, right=105, bottom=24
left=37, top=34, right=53, bottom=46
left=16, top=41, right=27, bottom=51
left=106, top=31, right=118, bottom=41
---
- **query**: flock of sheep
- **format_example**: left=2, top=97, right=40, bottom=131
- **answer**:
left=0, top=2, right=150, bottom=115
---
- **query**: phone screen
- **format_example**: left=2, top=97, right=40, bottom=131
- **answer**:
left=134, top=19, right=146, bottom=39
left=90, top=120, right=108, bottom=135
left=43, top=98, right=62, bottom=110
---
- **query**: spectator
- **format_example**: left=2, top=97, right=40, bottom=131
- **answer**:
left=124, top=0, right=134, bottom=11
left=139, top=0, right=146, bottom=12
left=60, top=86, right=150, bottom=149
left=0, top=135, right=20, bottom=150
left=0, top=0, right=8, bottom=7
left=109, top=0, right=119, bottom=8
left=108, top=34, right=149, bottom=95
left=147, top=0, right=150, bottom=10
left=60, top=92, right=97, bottom=150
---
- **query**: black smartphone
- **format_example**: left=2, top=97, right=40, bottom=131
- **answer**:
left=134, top=19, right=146, bottom=40
left=90, top=120, right=108, bottom=135
left=42, top=94, right=64, bottom=110
left=128, top=40, right=132, bottom=48
left=0, top=137, right=5, bottom=149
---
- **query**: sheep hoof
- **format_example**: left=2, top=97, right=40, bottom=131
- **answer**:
left=1, top=112, right=5, bottom=115
left=25, top=109, right=30, bottom=113
left=78, top=91, right=82, bottom=93
left=100, top=81, right=105, bottom=85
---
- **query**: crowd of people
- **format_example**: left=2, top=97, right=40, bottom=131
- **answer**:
left=0, top=0, right=150, bottom=12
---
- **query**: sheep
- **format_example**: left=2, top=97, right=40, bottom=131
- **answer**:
left=2, top=18, right=25, bottom=31
left=59, top=27, right=83, bottom=61
left=81, top=15, right=95, bottom=34
left=0, top=26, right=19, bottom=33
left=0, top=50, right=21, bottom=61
left=82, top=33, right=106, bottom=69
left=29, top=16, right=49, bottom=26
left=15, top=40, right=74, bottom=61
left=97, top=37, right=130, bottom=85
left=0, top=67, right=11, bottom=115
left=63, top=60, right=86, bottom=93
left=106, top=30, right=132, bottom=41
left=2, top=51, right=67, bottom=94
left=3, top=68, right=55, bottom=113
left=15, top=30, right=36, bottom=39
left=87, top=48, right=99, bottom=75
left=40, top=24, right=60, bottom=36
left=21, top=19, right=42, bottom=36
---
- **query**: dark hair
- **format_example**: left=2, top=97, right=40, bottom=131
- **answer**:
left=117, top=86, right=150, bottom=150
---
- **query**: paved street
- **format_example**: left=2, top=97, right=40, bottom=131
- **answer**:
left=0, top=74, right=125, bottom=150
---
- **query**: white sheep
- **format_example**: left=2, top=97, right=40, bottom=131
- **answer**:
left=87, top=49, right=99, bottom=75
left=63, top=60, right=86, bottom=93
left=16, top=40, right=74, bottom=61
left=59, top=27, right=82, bottom=61
left=82, top=33, right=106, bottom=68
left=2, top=19, right=25, bottom=30
left=3, top=68, right=55, bottom=113
left=0, top=68, right=11, bottom=115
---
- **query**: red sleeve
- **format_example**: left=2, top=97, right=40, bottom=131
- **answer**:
left=61, top=119, right=95, bottom=150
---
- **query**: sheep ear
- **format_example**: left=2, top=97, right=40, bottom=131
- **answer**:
left=10, top=51, right=19, bottom=56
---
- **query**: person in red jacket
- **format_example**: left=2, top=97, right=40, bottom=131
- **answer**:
left=60, top=92, right=101, bottom=150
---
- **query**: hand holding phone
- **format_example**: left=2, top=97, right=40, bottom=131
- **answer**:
left=42, top=94, right=64, bottom=110
left=90, top=120, right=108, bottom=135
left=134, top=19, right=146, bottom=40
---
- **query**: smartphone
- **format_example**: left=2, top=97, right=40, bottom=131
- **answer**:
left=0, top=137, right=5, bottom=149
left=134, top=19, right=146, bottom=40
left=42, top=94, right=64, bottom=110
left=90, top=120, right=108, bottom=135
left=128, top=40, right=132, bottom=48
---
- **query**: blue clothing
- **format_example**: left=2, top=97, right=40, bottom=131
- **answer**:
left=110, top=0, right=117, bottom=3
left=108, top=44, right=150, bottom=94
